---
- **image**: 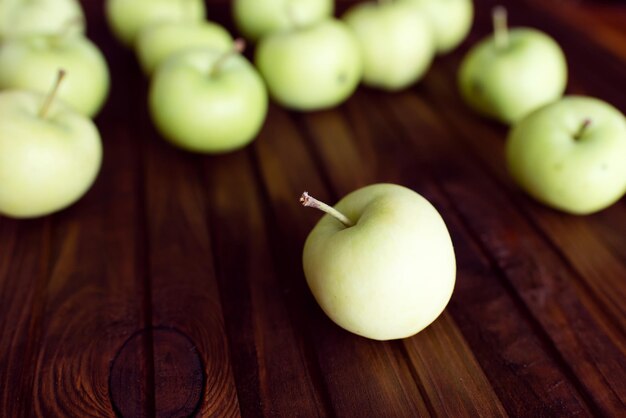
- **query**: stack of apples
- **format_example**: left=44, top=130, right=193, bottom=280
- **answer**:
left=240, top=0, right=473, bottom=108
left=458, top=6, right=626, bottom=215
left=103, top=0, right=475, bottom=154
left=0, top=0, right=108, bottom=219
left=105, top=0, right=268, bottom=154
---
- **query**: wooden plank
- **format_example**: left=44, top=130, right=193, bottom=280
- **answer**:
left=528, top=0, right=626, bottom=62
left=299, top=95, right=591, bottom=417
left=0, top=219, right=50, bottom=417
left=0, top=3, right=150, bottom=416
left=32, top=122, right=146, bottom=417
left=140, top=104, right=240, bottom=417
left=297, top=103, right=510, bottom=417
left=202, top=150, right=329, bottom=416
left=344, top=89, right=595, bottom=416
left=423, top=66, right=626, bottom=346
left=383, top=85, right=626, bottom=415
left=253, top=105, right=432, bottom=417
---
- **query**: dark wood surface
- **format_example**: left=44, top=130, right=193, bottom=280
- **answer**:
left=1, top=0, right=625, bottom=416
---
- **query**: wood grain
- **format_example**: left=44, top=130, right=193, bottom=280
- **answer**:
left=203, top=150, right=330, bottom=417
left=339, top=89, right=593, bottom=417
left=140, top=107, right=240, bottom=417
left=0, top=0, right=625, bottom=417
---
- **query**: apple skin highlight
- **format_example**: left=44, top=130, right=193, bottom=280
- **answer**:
left=302, top=184, right=456, bottom=341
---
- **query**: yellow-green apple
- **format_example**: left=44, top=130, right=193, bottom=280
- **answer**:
left=255, top=19, right=362, bottom=111
left=458, top=7, right=567, bottom=124
left=105, top=0, right=206, bottom=47
left=0, top=0, right=85, bottom=41
left=0, top=33, right=110, bottom=117
left=506, top=96, right=626, bottom=215
left=0, top=72, right=102, bottom=218
left=404, top=0, right=473, bottom=54
left=343, top=1, right=434, bottom=91
left=149, top=41, right=268, bottom=154
left=135, top=20, right=232, bottom=75
left=233, top=0, right=333, bottom=43
left=301, top=184, right=456, bottom=340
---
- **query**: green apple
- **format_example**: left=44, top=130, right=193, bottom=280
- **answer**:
left=255, top=19, right=362, bottom=111
left=404, top=0, right=473, bottom=54
left=0, top=33, right=110, bottom=117
left=343, top=1, right=434, bottom=91
left=233, top=0, right=333, bottom=43
left=506, top=96, right=626, bottom=215
left=301, top=184, right=456, bottom=340
left=105, top=0, right=206, bottom=47
left=0, top=73, right=102, bottom=218
left=135, top=20, right=233, bottom=75
left=0, top=0, right=85, bottom=41
left=149, top=43, right=268, bottom=154
left=458, top=7, right=567, bottom=124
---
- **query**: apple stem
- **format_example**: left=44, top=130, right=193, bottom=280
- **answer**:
left=574, top=118, right=592, bottom=140
left=493, top=6, right=509, bottom=50
left=300, top=192, right=354, bottom=228
left=210, top=38, right=245, bottom=77
left=38, top=69, right=66, bottom=119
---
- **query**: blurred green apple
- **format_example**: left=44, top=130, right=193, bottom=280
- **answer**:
left=0, top=73, right=102, bottom=218
left=0, top=34, right=110, bottom=117
left=405, top=0, right=473, bottom=54
left=507, top=96, right=626, bottom=215
left=458, top=8, right=567, bottom=124
left=233, top=0, right=333, bottom=43
left=105, top=0, right=206, bottom=47
left=149, top=43, right=268, bottom=154
left=0, top=0, right=85, bottom=41
left=255, top=19, right=362, bottom=111
left=135, top=20, right=232, bottom=75
left=343, top=1, right=434, bottom=91
left=301, top=184, right=456, bottom=340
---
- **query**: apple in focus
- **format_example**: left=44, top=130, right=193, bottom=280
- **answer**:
left=0, top=34, right=110, bottom=117
left=404, top=0, right=473, bottom=54
left=149, top=43, right=268, bottom=154
left=301, top=184, right=456, bottom=340
left=506, top=96, right=626, bottom=215
left=458, top=8, right=567, bottom=124
left=0, top=84, right=102, bottom=218
left=255, top=18, right=362, bottom=111
left=105, top=0, right=206, bottom=47
left=343, top=0, right=434, bottom=91
left=135, top=20, right=232, bottom=75
left=233, top=0, right=333, bottom=43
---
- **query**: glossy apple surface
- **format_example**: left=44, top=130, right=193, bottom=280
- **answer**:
left=233, top=0, right=333, bottom=43
left=105, top=0, right=206, bottom=47
left=0, top=34, right=110, bottom=117
left=149, top=49, right=268, bottom=154
left=458, top=28, right=567, bottom=124
left=0, top=0, right=85, bottom=41
left=302, top=184, right=456, bottom=340
left=343, top=1, right=434, bottom=91
left=507, top=96, right=626, bottom=215
left=0, top=90, right=102, bottom=218
left=136, top=21, right=232, bottom=75
left=255, top=19, right=362, bottom=111
left=405, top=0, right=473, bottom=54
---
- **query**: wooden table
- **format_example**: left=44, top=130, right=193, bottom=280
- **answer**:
left=1, top=1, right=625, bottom=416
